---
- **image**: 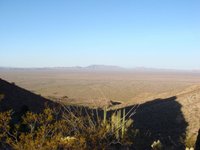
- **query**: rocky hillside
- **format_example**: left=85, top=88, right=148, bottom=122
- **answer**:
left=176, top=85, right=200, bottom=144
left=0, top=78, right=59, bottom=113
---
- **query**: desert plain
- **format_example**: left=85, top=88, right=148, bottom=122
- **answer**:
left=1, top=67, right=200, bottom=144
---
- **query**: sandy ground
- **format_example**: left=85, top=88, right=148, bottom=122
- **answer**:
left=1, top=69, right=200, bottom=144
left=0, top=69, right=199, bottom=103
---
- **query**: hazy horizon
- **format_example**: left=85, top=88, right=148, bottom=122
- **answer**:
left=1, top=64, right=200, bottom=72
left=1, top=0, right=200, bottom=69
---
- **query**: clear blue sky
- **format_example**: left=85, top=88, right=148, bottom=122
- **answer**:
left=0, top=0, right=200, bottom=69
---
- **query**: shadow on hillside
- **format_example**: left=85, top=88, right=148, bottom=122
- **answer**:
left=64, top=97, right=188, bottom=149
left=0, top=78, right=188, bottom=149
left=0, top=78, right=59, bottom=114
left=195, top=129, right=200, bottom=150
left=119, top=96, right=188, bottom=150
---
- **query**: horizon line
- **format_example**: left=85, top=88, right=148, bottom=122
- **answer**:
left=0, top=65, right=200, bottom=72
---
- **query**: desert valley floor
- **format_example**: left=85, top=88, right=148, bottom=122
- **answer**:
left=1, top=68, right=200, bottom=145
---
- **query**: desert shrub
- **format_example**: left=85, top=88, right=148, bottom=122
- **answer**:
left=0, top=106, right=136, bottom=150
left=151, top=140, right=163, bottom=150
left=185, top=136, right=196, bottom=149
left=0, top=108, right=86, bottom=150
left=61, top=106, right=135, bottom=149
left=0, top=110, right=12, bottom=141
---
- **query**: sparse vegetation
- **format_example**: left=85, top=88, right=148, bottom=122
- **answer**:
left=151, top=140, right=163, bottom=150
left=0, top=105, right=136, bottom=150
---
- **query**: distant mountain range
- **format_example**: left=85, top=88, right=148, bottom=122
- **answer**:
left=84, top=65, right=125, bottom=71
left=0, top=65, right=200, bottom=72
